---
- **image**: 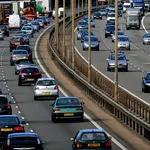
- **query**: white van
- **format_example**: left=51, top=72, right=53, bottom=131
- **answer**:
left=8, top=14, right=22, bottom=30
left=52, top=7, right=65, bottom=19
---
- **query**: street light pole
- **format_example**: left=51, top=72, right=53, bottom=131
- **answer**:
left=71, top=0, right=75, bottom=70
left=88, top=0, right=91, bottom=83
left=62, top=0, right=65, bottom=61
left=114, top=0, right=119, bottom=102
left=55, top=0, right=59, bottom=51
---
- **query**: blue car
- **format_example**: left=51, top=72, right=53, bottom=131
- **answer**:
left=70, top=129, right=112, bottom=150
left=82, top=35, right=100, bottom=51
left=142, top=72, right=150, bottom=93
left=31, top=21, right=40, bottom=32
left=77, top=21, right=88, bottom=30
left=106, top=21, right=115, bottom=27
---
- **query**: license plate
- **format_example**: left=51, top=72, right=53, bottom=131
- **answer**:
left=27, top=78, right=34, bottom=81
left=1, top=128, right=12, bottom=131
left=64, top=113, right=74, bottom=116
left=42, top=92, right=50, bottom=95
left=15, top=43, right=20, bottom=45
left=88, top=143, right=100, bottom=147
left=18, top=56, right=23, bottom=59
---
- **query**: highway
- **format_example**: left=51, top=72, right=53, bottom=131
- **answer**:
left=0, top=8, right=134, bottom=150
left=75, top=11, right=150, bottom=103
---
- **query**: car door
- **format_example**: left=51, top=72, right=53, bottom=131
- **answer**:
left=72, top=131, right=81, bottom=150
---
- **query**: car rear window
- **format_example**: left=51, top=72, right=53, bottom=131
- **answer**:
left=0, top=97, right=8, bottom=104
left=0, top=117, right=19, bottom=125
left=56, top=98, right=80, bottom=105
left=13, top=51, right=27, bottom=55
left=22, top=68, right=39, bottom=73
left=16, top=46, right=31, bottom=51
left=81, top=132, right=107, bottom=141
left=12, top=37, right=21, bottom=42
left=37, top=80, right=56, bottom=86
left=17, top=60, right=33, bottom=65
left=10, top=137, right=38, bottom=145
left=22, top=27, right=32, bottom=30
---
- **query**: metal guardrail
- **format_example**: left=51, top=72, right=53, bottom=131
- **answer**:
left=44, top=7, right=150, bottom=141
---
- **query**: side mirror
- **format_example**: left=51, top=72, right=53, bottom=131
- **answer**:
left=50, top=104, right=54, bottom=107
left=81, top=102, right=85, bottom=105
left=41, top=140, right=46, bottom=145
left=9, top=101, right=12, bottom=104
left=70, top=138, right=74, bottom=141
left=21, top=120, right=26, bottom=124
left=108, top=136, right=112, bottom=140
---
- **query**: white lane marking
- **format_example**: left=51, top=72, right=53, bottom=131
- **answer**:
left=30, top=130, right=33, bottom=132
left=142, top=62, right=150, bottom=64
left=16, top=106, right=18, bottom=109
left=34, top=24, right=128, bottom=150
left=18, top=111, right=21, bottom=114
left=22, top=117, right=25, bottom=120
left=142, top=12, right=150, bottom=33
left=128, top=54, right=137, bottom=56
left=26, top=123, right=29, bottom=126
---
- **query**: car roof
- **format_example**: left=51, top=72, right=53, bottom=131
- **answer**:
left=37, top=78, right=55, bottom=81
left=8, top=132, right=38, bottom=138
left=13, top=49, right=27, bottom=52
left=118, top=35, right=128, bottom=38
left=22, top=26, right=32, bottom=28
left=0, top=115, right=18, bottom=118
left=0, top=95, right=7, bottom=98
left=84, top=35, right=97, bottom=38
left=80, top=129, right=105, bottom=133
left=12, top=36, right=22, bottom=38
left=56, top=97, right=78, bottom=100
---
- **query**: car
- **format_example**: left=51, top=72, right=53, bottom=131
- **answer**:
left=77, top=21, right=88, bottom=30
left=118, top=35, right=130, bottom=50
left=0, top=95, right=12, bottom=115
left=118, top=3, right=123, bottom=10
left=77, top=29, right=88, bottom=40
left=1, top=132, right=45, bottom=150
left=82, top=35, right=100, bottom=51
left=81, top=31, right=94, bottom=42
left=118, top=10, right=122, bottom=17
left=50, top=97, right=84, bottom=122
left=83, top=19, right=95, bottom=28
left=18, top=66, right=42, bottom=86
left=111, top=31, right=125, bottom=42
left=17, top=33, right=30, bottom=45
left=45, top=16, right=50, bottom=24
left=38, top=16, right=47, bottom=25
left=143, top=32, right=150, bottom=44
left=20, top=16, right=29, bottom=25
left=106, top=51, right=129, bottom=72
left=70, top=129, right=112, bottom=150
left=16, top=31, right=26, bottom=35
left=15, top=59, right=35, bottom=75
left=16, top=45, right=32, bottom=60
left=0, top=89, right=2, bottom=94
left=0, top=31, right=4, bottom=40
left=35, top=19, right=44, bottom=28
left=0, top=25, right=9, bottom=36
left=108, top=4, right=115, bottom=12
left=142, top=72, right=150, bottom=93
left=105, top=25, right=115, bottom=38
left=21, top=26, right=34, bottom=38
left=27, top=23, right=35, bottom=33
left=107, top=13, right=115, bottom=22
left=106, top=21, right=115, bottom=27
left=83, top=15, right=94, bottom=20
left=99, top=9, right=107, bottom=16
left=9, top=36, right=24, bottom=52
left=10, top=50, right=29, bottom=66
left=93, top=12, right=102, bottom=19
left=34, top=78, right=59, bottom=100
left=31, top=21, right=40, bottom=32
left=0, top=115, right=25, bottom=144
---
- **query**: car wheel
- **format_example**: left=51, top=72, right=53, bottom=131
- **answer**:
left=10, top=48, right=12, bottom=52
left=112, top=40, right=114, bottom=42
left=7, top=33, right=9, bottom=37
left=79, top=115, right=84, bottom=122
left=83, top=47, right=85, bottom=51
left=126, top=27, right=129, bottom=30
left=128, top=47, right=130, bottom=50
left=143, top=86, right=147, bottom=93
left=77, top=38, right=79, bottom=40
left=37, top=30, right=39, bottom=32
left=51, top=114, right=56, bottom=123
left=34, top=96, right=37, bottom=100
left=42, top=26, right=44, bottom=28
left=125, top=67, right=128, bottom=72
left=105, top=35, right=107, bottom=38
left=10, top=62, right=13, bottom=66
left=143, top=42, right=145, bottom=45
left=18, top=81, right=22, bottom=86
left=107, top=67, right=110, bottom=71
left=32, top=35, right=33, bottom=38
left=15, top=71, right=18, bottom=75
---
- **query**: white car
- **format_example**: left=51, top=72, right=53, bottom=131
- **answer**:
left=0, top=31, right=4, bottom=40
left=107, top=13, right=115, bottom=22
left=34, top=78, right=59, bottom=100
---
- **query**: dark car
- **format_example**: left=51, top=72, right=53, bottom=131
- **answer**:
left=20, top=16, right=29, bottom=25
left=93, top=12, right=102, bottom=19
left=0, top=25, right=9, bottom=36
left=105, top=25, right=115, bottom=38
left=16, top=31, right=26, bottom=35
left=142, top=72, right=150, bottom=93
left=16, top=45, right=32, bottom=60
left=0, top=115, right=25, bottom=144
left=9, top=36, right=24, bottom=52
left=0, top=95, right=12, bottom=115
left=118, top=3, right=123, bottom=10
left=70, top=129, right=112, bottom=150
left=1, top=132, right=45, bottom=150
left=17, top=34, right=29, bottom=45
left=38, top=16, right=47, bottom=25
left=106, top=21, right=115, bottom=27
left=18, top=66, right=42, bottom=86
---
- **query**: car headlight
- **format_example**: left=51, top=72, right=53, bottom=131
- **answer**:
left=145, top=83, right=150, bottom=86
left=84, top=43, right=89, bottom=46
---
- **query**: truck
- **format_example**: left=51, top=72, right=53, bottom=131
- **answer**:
left=52, top=8, right=65, bottom=19
left=125, top=8, right=141, bottom=30
left=131, top=0, right=145, bottom=15
left=144, top=0, right=150, bottom=11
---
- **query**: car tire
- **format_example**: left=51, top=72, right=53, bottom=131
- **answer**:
left=107, top=67, right=110, bottom=71
left=32, top=35, right=33, bottom=38
left=42, top=26, right=44, bottom=28
left=143, top=86, right=147, bottom=93
left=105, top=34, right=107, bottom=38
left=37, top=30, right=39, bottom=32
left=112, top=40, right=114, bottom=42
left=83, top=47, right=85, bottom=51
left=10, top=48, right=12, bottom=52
left=125, top=67, right=128, bottom=72
left=34, top=96, right=37, bottom=100
left=18, top=81, right=22, bottom=86
left=79, top=115, right=84, bottom=122
left=15, top=71, right=18, bottom=75
left=77, top=38, right=79, bottom=40
left=126, top=27, right=129, bottom=30
left=128, top=47, right=130, bottom=50
left=143, top=42, right=145, bottom=45
left=10, top=62, right=13, bottom=66
left=7, top=33, right=9, bottom=37
left=51, top=114, right=56, bottom=123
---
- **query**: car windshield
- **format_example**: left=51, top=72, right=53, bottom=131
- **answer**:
left=18, top=34, right=28, bottom=38
left=133, top=2, right=144, bottom=7
left=84, top=36, right=98, bottom=41
left=12, top=37, right=21, bottom=42
left=81, top=132, right=107, bottom=141
left=124, top=5, right=130, bottom=8
left=95, top=12, right=100, bottom=15
left=16, top=46, right=31, bottom=51
left=13, top=51, right=27, bottom=55
left=10, top=137, right=38, bottom=146
left=145, top=34, right=150, bottom=37
left=0, top=26, right=5, bottom=30
left=0, top=97, right=8, bottom=104
left=22, top=27, right=32, bottom=30
left=118, top=37, right=128, bottom=41
left=106, top=26, right=115, bottom=30
left=108, top=14, right=115, bottom=17
left=146, top=74, right=150, bottom=79
left=79, top=22, right=87, bottom=25
left=80, top=30, right=88, bottom=34
left=16, top=60, right=33, bottom=65
left=22, top=68, right=39, bottom=73
left=0, top=117, right=19, bottom=125
left=37, top=80, right=56, bottom=86
left=111, top=54, right=126, bottom=60
left=100, top=9, right=105, bottom=12
left=56, top=98, right=80, bottom=105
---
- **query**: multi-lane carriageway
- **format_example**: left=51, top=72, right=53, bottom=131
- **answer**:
left=75, top=12, right=150, bottom=104
left=0, top=8, right=150, bottom=150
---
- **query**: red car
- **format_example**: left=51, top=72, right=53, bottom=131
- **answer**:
left=10, top=36, right=24, bottom=52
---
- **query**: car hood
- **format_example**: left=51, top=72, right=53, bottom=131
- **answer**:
left=145, top=79, right=150, bottom=83
left=108, top=60, right=127, bottom=65
left=118, top=41, right=129, bottom=45
left=144, top=37, right=150, bottom=40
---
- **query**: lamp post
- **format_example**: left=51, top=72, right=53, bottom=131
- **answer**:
left=114, top=0, right=119, bottom=102
left=62, top=0, right=65, bottom=61
left=55, top=0, right=59, bottom=51
left=88, top=0, right=91, bottom=83
left=71, top=0, right=75, bottom=70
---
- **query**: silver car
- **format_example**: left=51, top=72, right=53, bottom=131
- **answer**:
left=118, top=35, right=130, bottom=50
left=34, top=78, right=59, bottom=100
left=106, top=51, right=129, bottom=72
left=10, top=50, right=29, bottom=66
left=143, top=33, right=150, bottom=44
left=15, top=59, right=35, bottom=75
left=21, top=26, right=34, bottom=38
left=77, top=21, right=88, bottom=30
left=83, top=19, right=95, bottom=28
left=111, top=31, right=125, bottom=42
left=0, top=31, right=4, bottom=40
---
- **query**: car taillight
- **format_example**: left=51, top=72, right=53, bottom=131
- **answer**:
left=7, top=104, right=11, bottom=109
left=26, top=55, right=29, bottom=58
left=37, top=138, right=41, bottom=144
left=54, top=85, right=58, bottom=90
left=14, top=126, right=24, bottom=131
left=26, top=38, right=29, bottom=41
left=10, top=40, right=13, bottom=44
left=21, top=73, right=27, bottom=77
left=54, top=108, right=60, bottom=112
left=35, top=86, right=39, bottom=90
left=29, top=50, right=32, bottom=53
left=77, top=142, right=82, bottom=148
left=7, top=139, right=10, bottom=146
left=76, top=107, right=82, bottom=110
left=17, top=65, right=22, bottom=69
left=34, top=72, right=40, bottom=75
left=106, top=141, right=111, bottom=147
left=0, top=91, right=2, bottom=94
left=12, top=55, right=16, bottom=58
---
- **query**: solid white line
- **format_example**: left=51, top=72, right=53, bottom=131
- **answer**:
left=34, top=24, right=128, bottom=149
left=142, top=12, right=150, bottom=33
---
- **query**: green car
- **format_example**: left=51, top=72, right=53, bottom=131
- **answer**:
left=50, top=97, right=84, bottom=122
